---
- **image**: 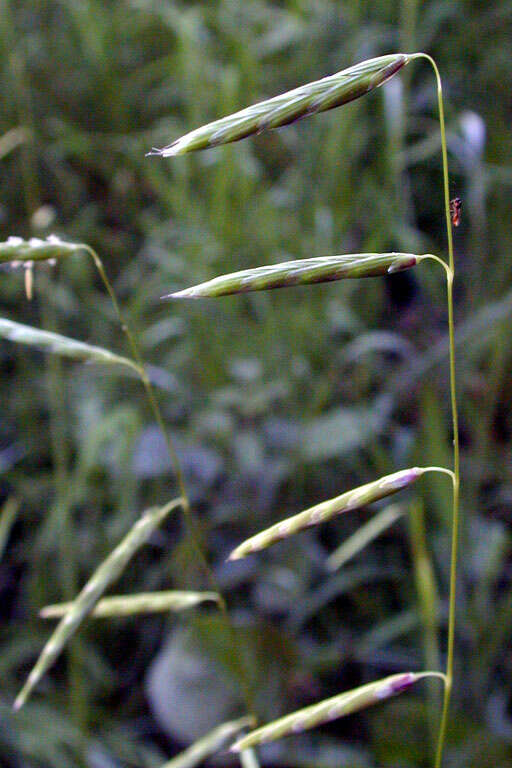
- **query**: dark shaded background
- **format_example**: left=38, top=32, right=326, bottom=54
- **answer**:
left=1, top=1, right=511, bottom=766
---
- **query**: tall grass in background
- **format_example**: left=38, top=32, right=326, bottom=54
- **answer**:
left=1, top=2, right=511, bottom=767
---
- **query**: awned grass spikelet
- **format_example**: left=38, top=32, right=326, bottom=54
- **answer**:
left=40, top=590, right=221, bottom=619
left=14, top=497, right=183, bottom=710
left=231, top=673, right=442, bottom=752
left=228, top=468, right=425, bottom=560
left=165, top=253, right=419, bottom=299
left=148, top=54, right=409, bottom=156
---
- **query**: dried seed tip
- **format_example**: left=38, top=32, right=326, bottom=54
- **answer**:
left=231, top=672, right=420, bottom=752
left=150, top=54, right=409, bottom=157
left=163, top=253, right=419, bottom=300
left=227, top=468, right=423, bottom=560
left=24, top=265, right=33, bottom=300
left=387, top=255, right=418, bottom=273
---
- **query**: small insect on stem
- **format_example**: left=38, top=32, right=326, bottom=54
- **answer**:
left=450, top=197, right=462, bottom=228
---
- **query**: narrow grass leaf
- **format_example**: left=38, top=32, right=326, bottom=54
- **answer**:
left=327, top=504, right=404, bottom=572
left=40, top=590, right=220, bottom=619
left=149, top=54, right=409, bottom=156
left=0, top=318, right=140, bottom=374
left=165, top=253, right=419, bottom=299
left=0, top=235, right=82, bottom=264
left=0, top=128, right=30, bottom=160
left=231, top=673, right=423, bottom=751
left=228, top=468, right=425, bottom=560
left=14, top=497, right=183, bottom=710
left=0, top=497, right=20, bottom=562
left=161, top=715, right=256, bottom=768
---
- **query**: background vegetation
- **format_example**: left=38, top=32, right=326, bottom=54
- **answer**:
left=1, top=1, right=511, bottom=766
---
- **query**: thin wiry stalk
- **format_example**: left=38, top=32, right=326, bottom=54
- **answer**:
left=411, top=53, right=460, bottom=768
left=165, top=253, right=420, bottom=299
left=231, top=672, right=445, bottom=752
left=40, top=590, right=221, bottom=619
left=14, top=497, right=184, bottom=710
left=148, top=54, right=409, bottom=156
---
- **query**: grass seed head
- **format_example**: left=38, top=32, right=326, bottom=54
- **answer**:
left=228, top=468, right=425, bottom=560
left=231, top=673, right=420, bottom=751
left=150, top=54, right=409, bottom=157
left=165, top=253, right=419, bottom=300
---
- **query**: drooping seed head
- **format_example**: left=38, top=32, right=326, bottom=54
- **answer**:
left=164, top=253, right=419, bottom=300
left=231, top=672, right=422, bottom=751
left=228, top=468, right=425, bottom=560
left=149, top=54, right=410, bottom=157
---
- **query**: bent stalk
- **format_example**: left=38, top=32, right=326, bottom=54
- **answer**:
left=411, top=53, right=460, bottom=768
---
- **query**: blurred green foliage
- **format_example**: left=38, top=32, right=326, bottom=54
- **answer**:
left=0, top=1, right=511, bottom=766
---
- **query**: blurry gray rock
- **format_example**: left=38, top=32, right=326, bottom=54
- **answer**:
left=145, top=627, right=238, bottom=744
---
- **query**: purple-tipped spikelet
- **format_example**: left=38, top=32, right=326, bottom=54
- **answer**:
left=228, top=468, right=425, bottom=560
left=231, top=672, right=428, bottom=751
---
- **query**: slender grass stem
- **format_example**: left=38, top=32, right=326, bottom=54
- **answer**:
left=411, top=53, right=460, bottom=768
left=82, top=246, right=256, bottom=720
left=420, top=466, right=456, bottom=484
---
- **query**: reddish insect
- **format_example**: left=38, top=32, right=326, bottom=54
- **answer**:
left=450, top=197, right=462, bottom=227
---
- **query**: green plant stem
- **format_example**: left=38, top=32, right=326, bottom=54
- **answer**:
left=82, top=246, right=256, bottom=720
left=412, top=53, right=460, bottom=768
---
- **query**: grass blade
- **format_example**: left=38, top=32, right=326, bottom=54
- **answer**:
left=40, top=590, right=220, bottom=619
left=161, top=715, right=256, bottom=768
left=14, top=497, right=183, bottom=710
left=228, top=468, right=425, bottom=560
left=165, top=253, right=419, bottom=299
left=0, top=235, right=82, bottom=264
left=149, top=54, right=409, bottom=156
left=231, top=673, right=428, bottom=751
left=326, top=503, right=404, bottom=572
left=0, top=497, right=20, bottom=562
left=0, top=318, right=141, bottom=374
